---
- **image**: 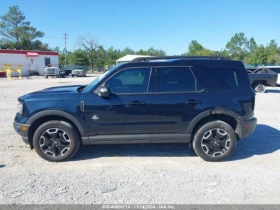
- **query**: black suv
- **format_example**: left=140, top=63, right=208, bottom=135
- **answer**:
left=13, top=56, right=257, bottom=162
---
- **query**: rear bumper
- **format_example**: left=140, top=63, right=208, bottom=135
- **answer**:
left=236, top=117, right=257, bottom=139
left=13, top=121, right=30, bottom=144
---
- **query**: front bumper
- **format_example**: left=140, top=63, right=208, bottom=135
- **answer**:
left=45, top=73, right=59, bottom=75
left=236, top=117, right=257, bottom=139
left=72, top=72, right=84, bottom=76
left=13, top=121, right=30, bottom=144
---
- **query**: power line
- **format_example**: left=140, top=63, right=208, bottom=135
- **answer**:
left=63, top=33, right=68, bottom=65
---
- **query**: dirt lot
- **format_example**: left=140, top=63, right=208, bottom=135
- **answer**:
left=0, top=76, right=280, bottom=204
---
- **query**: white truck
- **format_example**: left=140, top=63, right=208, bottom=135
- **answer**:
left=44, top=65, right=65, bottom=78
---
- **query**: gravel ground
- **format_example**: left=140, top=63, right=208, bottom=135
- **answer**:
left=0, top=76, right=280, bottom=204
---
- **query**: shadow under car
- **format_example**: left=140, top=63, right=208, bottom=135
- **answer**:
left=71, top=124, right=280, bottom=161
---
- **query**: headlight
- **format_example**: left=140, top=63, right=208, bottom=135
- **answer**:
left=17, top=101, right=23, bottom=115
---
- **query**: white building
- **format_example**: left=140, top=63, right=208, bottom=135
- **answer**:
left=0, top=49, right=59, bottom=76
left=116, top=55, right=152, bottom=65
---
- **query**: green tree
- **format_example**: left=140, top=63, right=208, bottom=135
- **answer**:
left=245, top=45, right=268, bottom=66
left=52, top=46, right=60, bottom=53
left=146, top=47, right=166, bottom=56
left=211, top=49, right=230, bottom=57
left=121, top=47, right=135, bottom=56
left=94, top=46, right=106, bottom=68
left=68, top=49, right=89, bottom=66
left=135, top=49, right=149, bottom=55
left=187, top=40, right=204, bottom=55
left=105, top=47, right=122, bottom=66
left=247, top=37, right=257, bottom=53
left=59, top=49, right=71, bottom=65
left=226, top=32, right=250, bottom=60
left=0, top=5, right=45, bottom=49
left=182, top=40, right=213, bottom=56
left=266, top=40, right=280, bottom=64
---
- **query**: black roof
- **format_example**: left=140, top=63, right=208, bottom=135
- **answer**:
left=130, top=56, right=231, bottom=63
left=118, top=56, right=243, bottom=69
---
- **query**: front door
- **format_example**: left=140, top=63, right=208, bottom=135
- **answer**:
left=84, top=67, right=152, bottom=143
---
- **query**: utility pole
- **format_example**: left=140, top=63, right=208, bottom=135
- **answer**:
left=63, top=33, right=68, bottom=65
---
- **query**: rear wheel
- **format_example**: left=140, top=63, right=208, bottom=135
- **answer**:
left=192, top=120, right=237, bottom=162
left=254, top=84, right=266, bottom=93
left=33, top=120, right=80, bottom=162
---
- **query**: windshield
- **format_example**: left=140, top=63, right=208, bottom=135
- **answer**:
left=82, top=64, right=124, bottom=92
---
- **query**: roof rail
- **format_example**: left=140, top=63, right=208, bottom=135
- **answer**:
left=130, top=56, right=231, bottom=62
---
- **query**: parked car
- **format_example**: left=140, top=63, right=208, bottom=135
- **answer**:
left=44, top=66, right=65, bottom=78
left=63, top=65, right=85, bottom=76
left=247, top=68, right=278, bottom=93
left=71, top=67, right=87, bottom=77
left=13, top=56, right=257, bottom=162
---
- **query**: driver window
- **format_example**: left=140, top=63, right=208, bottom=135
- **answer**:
left=106, top=68, right=150, bottom=94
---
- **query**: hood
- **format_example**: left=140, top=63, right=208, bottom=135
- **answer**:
left=19, top=85, right=85, bottom=101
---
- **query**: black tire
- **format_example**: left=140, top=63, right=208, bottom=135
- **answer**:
left=45, top=76, right=48, bottom=79
left=33, top=120, right=80, bottom=162
left=254, top=84, right=266, bottom=93
left=192, top=120, right=237, bottom=162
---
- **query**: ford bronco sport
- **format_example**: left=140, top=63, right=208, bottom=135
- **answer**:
left=13, top=56, right=257, bottom=162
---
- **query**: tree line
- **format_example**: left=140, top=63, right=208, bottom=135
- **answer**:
left=1, top=5, right=280, bottom=69
left=184, top=33, right=280, bottom=66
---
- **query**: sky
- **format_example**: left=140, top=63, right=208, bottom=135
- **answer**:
left=1, top=0, right=280, bottom=55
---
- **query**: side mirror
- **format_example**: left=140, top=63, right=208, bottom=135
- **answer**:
left=99, top=86, right=109, bottom=98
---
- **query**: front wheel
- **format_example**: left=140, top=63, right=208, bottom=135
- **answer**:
left=192, top=120, right=237, bottom=162
left=33, top=120, right=80, bottom=162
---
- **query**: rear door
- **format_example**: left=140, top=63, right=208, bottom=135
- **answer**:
left=149, top=66, right=206, bottom=143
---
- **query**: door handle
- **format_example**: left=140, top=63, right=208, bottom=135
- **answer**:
left=130, top=100, right=146, bottom=106
left=185, top=99, right=201, bottom=105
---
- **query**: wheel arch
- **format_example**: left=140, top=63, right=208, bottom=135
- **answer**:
left=187, top=110, right=239, bottom=142
left=26, top=110, right=86, bottom=149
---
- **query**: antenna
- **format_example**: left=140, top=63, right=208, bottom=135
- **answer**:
left=63, top=33, right=68, bottom=65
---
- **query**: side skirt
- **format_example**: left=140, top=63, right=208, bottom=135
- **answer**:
left=82, top=134, right=191, bottom=145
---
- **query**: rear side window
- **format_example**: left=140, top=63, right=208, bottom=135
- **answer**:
left=194, top=66, right=244, bottom=89
left=211, top=68, right=240, bottom=89
left=155, top=67, right=196, bottom=92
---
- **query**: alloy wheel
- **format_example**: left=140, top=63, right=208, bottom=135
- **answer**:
left=39, top=128, right=71, bottom=158
left=201, top=128, right=231, bottom=157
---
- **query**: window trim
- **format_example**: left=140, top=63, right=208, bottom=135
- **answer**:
left=152, top=66, right=202, bottom=94
left=93, top=65, right=206, bottom=95
left=94, top=66, right=152, bottom=95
